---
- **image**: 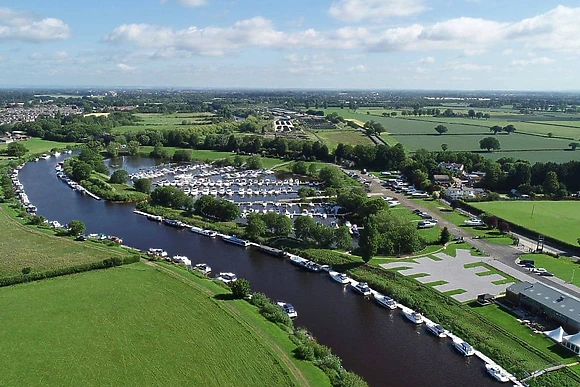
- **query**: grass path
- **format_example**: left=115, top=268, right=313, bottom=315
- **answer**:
left=147, top=261, right=312, bottom=386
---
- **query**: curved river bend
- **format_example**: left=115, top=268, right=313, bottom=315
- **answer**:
left=19, top=155, right=498, bottom=387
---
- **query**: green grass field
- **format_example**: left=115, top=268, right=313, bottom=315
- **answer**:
left=113, top=113, right=216, bottom=133
left=472, top=201, right=580, bottom=246
left=0, top=138, right=78, bottom=155
left=0, top=262, right=326, bottom=386
left=0, top=204, right=130, bottom=277
left=314, top=129, right=374, bottom=150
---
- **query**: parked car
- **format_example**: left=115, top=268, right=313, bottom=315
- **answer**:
left=464, top=218, right=484, bottom=226
left=538, top=271, right=554, bottom=277
left=418, top=221, right=436, bottom=229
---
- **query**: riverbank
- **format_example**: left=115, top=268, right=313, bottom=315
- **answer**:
left=0, top=261, right=329, bottom=386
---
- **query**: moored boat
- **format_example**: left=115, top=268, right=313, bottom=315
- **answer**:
left=403, top=310, right=424, bottom=324
left=329, top=271, right=351, bottom=285
left=221, top=235, right=250, bottom=247
left=374, top=294, right=397, bottom=309
left=485, top=364, right=510, bottom=383
left=148, top=248, right=167, bottom=257
left=216, top=272, right=237, bottom=284
left=453, top=339, right=475, bottom=356
left=426, top=322, right=447, bottom=338
left=172, top=255, right=191, bottom=266
left=190, top=227, right=218, bottom=237
left=277, top=301, right=298, bottom=318
left=194, top=263, right=212, bottom=275
left=352, top=282, right=372, bottom=296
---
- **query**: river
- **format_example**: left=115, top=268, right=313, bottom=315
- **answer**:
left=18, top=154, right=498, bottom=387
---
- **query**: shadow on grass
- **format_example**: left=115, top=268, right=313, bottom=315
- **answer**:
left=214, top=293, right=236, bottom=301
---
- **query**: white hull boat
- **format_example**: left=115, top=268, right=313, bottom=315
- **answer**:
left=453, top=340, right=475, bottom=356
left=485, top=364, right=510, bottom=383
left=374, top=294, right=397, bottom=309
left=403, top=310, right=424, bottom=324
left=329, top=271, right=351, bottom=285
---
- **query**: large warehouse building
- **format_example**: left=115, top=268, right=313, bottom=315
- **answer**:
left=506, top=281, right=580, bottom=334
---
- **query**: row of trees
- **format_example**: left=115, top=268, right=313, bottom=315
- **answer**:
left=246, top=212, right=293, bottom=239
left=293, top=216, right=353, bottom=250
left=193, top=195, right=240, bottom=222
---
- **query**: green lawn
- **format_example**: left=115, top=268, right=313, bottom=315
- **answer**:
left=137, top=147, right=283, bottom=168
left=473, top=304, right=578, bottom=364
left=472, top=201, right=580, bottom=246
left=0, top=138, right=78, bottom=155
left=314, top=129, right=374, bottom=150
left=0, top=204, right=131, bottom=278
left=520, top=253, right=580, bottom=287
left=0, top=262, right=327, bottom=386
left=113, top=113, right=216, bottom=133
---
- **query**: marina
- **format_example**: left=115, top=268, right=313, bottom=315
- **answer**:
left=16, top=154, right=511, bottom=387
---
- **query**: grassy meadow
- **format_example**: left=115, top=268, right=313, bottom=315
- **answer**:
left=519, top=253, right=579, bottom=286
left=0, top=138, right=78, bottom=156
left=113, top=112, right=216, bottom=133
left=472, top=201, right=580, bottom=246
left=0, top=204, right=130, bottom=277
left=0, top=262, right=327, bottom=386
left=314, top=129, right=375, bottom=150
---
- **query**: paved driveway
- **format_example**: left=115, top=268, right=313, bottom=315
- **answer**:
left=380, top=249, right=514, bottom=302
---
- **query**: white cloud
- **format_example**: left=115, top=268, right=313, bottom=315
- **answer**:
left=160, top=0, right=207, bottom=7
left=418, top=56, right=435, bottom=64
left=284, top=53, right=334, bottom=65
left=0, top=7, right=71, bottom=42
left=445, top=62, right=492, bottom=71
left=511, top=57, right=554, bottom=67
left=464, top=48, right=486, bottom=56
left=502, top=48, right=514, bottom=55
left=348, top=64, right=367, bottom=72
left=329, top=0, right=426, bottom=23
left=117, top=63, right=136, bottom=71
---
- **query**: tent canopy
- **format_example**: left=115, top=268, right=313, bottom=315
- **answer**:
left=543, top=326, right=568, bottom=343
left=563, top=332, right=580, bottom=346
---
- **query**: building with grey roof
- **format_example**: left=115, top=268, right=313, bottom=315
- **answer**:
left=506, top=281, right=580, bottom=333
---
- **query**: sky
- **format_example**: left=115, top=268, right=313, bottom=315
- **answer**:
left=0, top=0, right=579, bottom=90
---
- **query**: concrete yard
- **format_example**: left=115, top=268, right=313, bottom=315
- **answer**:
left=380, top=249, right=514, bottom=302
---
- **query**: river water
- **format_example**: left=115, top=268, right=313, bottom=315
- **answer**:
left=19, top=155, right=498, bottom=387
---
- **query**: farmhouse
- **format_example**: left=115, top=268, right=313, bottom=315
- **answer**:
left=438, top=162, right=465, bottom=175
left=445, top=187, right=476, bottom=201
left=506, top=281, right=580, bottom=334
left=433, top=174, right=451, bottom=185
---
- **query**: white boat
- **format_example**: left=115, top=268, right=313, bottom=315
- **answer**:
left=216, top=272, right=237, bottom=284
left=352, top=282, right=372, bottom=296
left=277, top=301, right=298, bottom=318
left=329, top=271, right=351, bottom=285
left=485, top=364, right=510, bottom=383
left=403, top=310, right=424, bottom=324
left=453, top=340, right=475, bottom=356
left=194, top=263, right=212, bottom=275
left=172, top=255, right=191, bottom=266
left=190, top=227, right=218, bottom=237
left=374, top=294, right=397, bottom=310
left=221, top=235, right=250, bottom=247
left=148, top=248, right=167, bottom=257
left=426, top=322, right=447, bottom=338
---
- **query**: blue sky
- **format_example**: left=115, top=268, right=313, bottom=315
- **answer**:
left=0, top=0, right=579, bottom=90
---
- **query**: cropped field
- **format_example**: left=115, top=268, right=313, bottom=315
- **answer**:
left=0, top=138, right=77, bottom=155
left=0, top=263, right=324, bottom=386
left=114, top=113, right=216, bottom=133
left=315, top=129, right=374, bottom=150
left=486, top=151, right=580, bottom=164
left=472, top=201, right=580, bottom=246
left=0, top=204, right=129, bottom=277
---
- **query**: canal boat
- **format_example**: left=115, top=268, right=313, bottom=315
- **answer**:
left=485, top=364, right=510, bottom=383
left=329, top=271, right=351, bottom=285
left=194, top=263, right=212, bottom=275
left=277, top=301, right=298, bottom=319
left=289, top=256, right=324, bottom=272
left=216, top=272, right=237, bottom=284
left=453, top=339, right=475, bottom=356
left=426, top=322, right=447, bottom=338
left=163, top=218, right=186, bottom=228
left=146, top=214, right=163, bottom=222
left=190, top=227, right=218, bottom=237
left=172, top=255, right=191, bottom=266
left=403, top=310, right=424, bottom=324
left=373, top=294, right=397, bottom=310
left=147, top=248, right=167, bottom=257
left=221, top=235, right=250, bottom=247
left=352, top=282, right=372, bottom=296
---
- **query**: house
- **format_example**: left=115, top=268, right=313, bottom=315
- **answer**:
left=433, top=174, right=451, bottom=185
left=438, top=162, right=465, bottom=175
left=506, top=281, right=580, bottom=334
left=444, top=187, right=476, bottom=201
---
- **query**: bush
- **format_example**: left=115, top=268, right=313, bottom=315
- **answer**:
left=109, top=170, right=130, bottom=184
left=231, top=278, right=251, bottom=299
left=21, top=267, right=31, bottom=275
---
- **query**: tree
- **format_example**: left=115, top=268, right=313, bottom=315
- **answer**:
left=21, top=267, right=32, bottom=275
left=246, top=155, right=263, bottom=170
left=68, top=220, right=86, bottom=236
left=133, top=178, right=152, bottom=193
left=440, top=227, right=451, bottom=244
left=246, top=213, right=267, bottom=239
left=262, top=212, right=293, bottom=237
left=71, top=161, right=92, bottom=182
left=231, top=278, right=251, bottom=299
left=441, top=143, right=448, bottom=152
left=468, top=109, right=476, bottom=118
left=479, top=137, right=501, bottom=152
left=297, top=187, right=316, bottom=198
left=109, top=169, right=129, bottom=184
left=106, top=141, right=121, bottom=157
left=498, top=222, right=510, bottom=234
left=482, top=214, right=498, bottom=229
left=294, top=215, right=317, bottom=241
left=434, top=125, right=448, bottom=135
left=476, top=112, right=484, bottom=119
left=503, top=124, right=516, bottom=134
left=490, top=125, right=502, bottom=135
left=308, top=163, right=318, bottom=176
left=5, top=142, right=28, bottom=157
left=359, top=222, right=379, bottom=262
left=334, top=226, right=352, bottom=251
left=150, top=144, right=170, bottom=159
left=543, top=171, right=560, bottom=196
left=569, top=142, right=579, bottom=150
left=483, top=113, right=491, bottom=120
left=127, top=140, right=140, bottom=155
left=292, top=161, right=308, bottom=175
left=548, top=132, right=553, bottom=138
left=29, top=215, right=46, bottom=225
left=173, top=149, right=192, bottom=162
